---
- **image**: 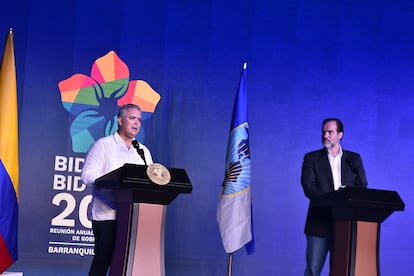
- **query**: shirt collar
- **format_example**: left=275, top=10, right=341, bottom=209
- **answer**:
left=327, top=146, right=343, bottom=158
left=113, top=131, right=125, bottom=146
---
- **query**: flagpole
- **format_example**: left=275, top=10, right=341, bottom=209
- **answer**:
left=226, top=62, right=247, bottom=276
left=227, top=253, right=233, bottom=276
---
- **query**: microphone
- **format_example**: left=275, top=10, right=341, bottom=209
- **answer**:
left=346, top=159, right=361, bottom=187
left=132, top=140, right=147, bottom=165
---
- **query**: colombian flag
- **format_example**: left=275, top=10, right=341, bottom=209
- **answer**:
left=0, top=29, right=19, bottom=273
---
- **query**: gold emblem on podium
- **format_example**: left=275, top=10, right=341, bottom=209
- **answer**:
left=146, top=163, right=171, bottom=185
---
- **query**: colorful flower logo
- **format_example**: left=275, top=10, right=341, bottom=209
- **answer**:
left=58, top=51, right=160, bottom=153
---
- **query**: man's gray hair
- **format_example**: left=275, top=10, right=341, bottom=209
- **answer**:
left=117, top=104, right=142, bottom=118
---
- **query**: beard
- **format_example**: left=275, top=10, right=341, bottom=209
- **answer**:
left=323, top=140, right=333, bottom=149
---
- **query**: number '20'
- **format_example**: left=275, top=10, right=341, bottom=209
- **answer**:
left=51, top=193, right=92, bottom=228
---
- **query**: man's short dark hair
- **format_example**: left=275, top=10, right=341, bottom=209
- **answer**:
left=322, top=118, right=344, bottom=133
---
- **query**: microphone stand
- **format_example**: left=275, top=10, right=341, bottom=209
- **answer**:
left=132, top=140, right=147, bottom=165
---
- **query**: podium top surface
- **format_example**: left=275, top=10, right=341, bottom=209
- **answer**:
left=94, top=164, right=192, bottom=205
left=95, top=163, right=192, bottom=194
left=312, top=187, right=405, bottom=211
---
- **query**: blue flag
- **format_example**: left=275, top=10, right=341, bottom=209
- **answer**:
left=217, top=63, right=254, bottom=254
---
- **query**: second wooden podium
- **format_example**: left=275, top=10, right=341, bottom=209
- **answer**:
left=95, top=163, right=192, bottom=276
left=312, top=187, right=404, bottom=276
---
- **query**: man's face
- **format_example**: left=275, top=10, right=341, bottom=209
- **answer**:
left=321, top=121, right=343, bottom=150
left=118, top=108, right=142, bottom=139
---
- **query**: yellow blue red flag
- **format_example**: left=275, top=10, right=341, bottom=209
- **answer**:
left=217, top=63, right=254, bottom=254
left=0, top=29, right=19, bottom=273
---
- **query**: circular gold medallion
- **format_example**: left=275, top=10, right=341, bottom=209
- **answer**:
left=146, top=163, right=171, bottom=185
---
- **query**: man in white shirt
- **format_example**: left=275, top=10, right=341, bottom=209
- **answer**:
left=81, top=104, right=153, bottom=276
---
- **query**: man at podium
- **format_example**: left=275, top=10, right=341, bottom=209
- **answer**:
left=81, top=104, right=153, bottom=276
left=301, top=118, right=368, bottom=276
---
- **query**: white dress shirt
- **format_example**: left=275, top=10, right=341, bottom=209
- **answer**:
left=327, top=147, right=343, bottom=191
left=81, top=132, right=153, bottom=220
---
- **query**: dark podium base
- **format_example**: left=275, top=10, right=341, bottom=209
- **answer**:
left=331, top=221, right=379, bottom=276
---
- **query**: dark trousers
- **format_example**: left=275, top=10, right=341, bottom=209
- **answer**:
left=89, top=220, right=117, bottom=276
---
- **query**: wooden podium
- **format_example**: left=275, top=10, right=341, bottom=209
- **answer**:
left=312, top=187, right=404, bottom=276
left=95, top=163, right=192, bottom=276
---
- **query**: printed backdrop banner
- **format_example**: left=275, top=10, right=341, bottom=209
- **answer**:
left=49, top=51, right=161, bottom=260
left=1, top=1, right=413, bottom=275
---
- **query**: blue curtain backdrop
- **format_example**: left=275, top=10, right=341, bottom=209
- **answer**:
left=1, top=0, right=413, bottom=275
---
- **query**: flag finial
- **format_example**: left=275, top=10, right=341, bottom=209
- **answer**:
left=9, top=28, right=13, bottom=34
left=243, top=62, right=247, bottom=70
